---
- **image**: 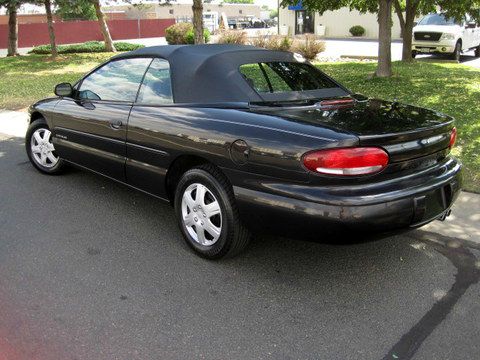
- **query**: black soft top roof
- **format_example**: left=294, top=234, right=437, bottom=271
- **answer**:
left=112, top=44, right=308, bottom=104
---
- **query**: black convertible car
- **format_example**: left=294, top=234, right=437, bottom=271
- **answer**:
left=26, top=44, right=462, bottom=259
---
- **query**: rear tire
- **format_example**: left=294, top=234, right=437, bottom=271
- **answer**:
left=25, top=118, right=65, bottom=175
left=174, top=164, right=251, bottom=259
left=451, top=41, right=461, bottom=61
left=475, top=45, right=480, bottom=58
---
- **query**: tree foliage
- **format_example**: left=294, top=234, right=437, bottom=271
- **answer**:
left=56, top=0, right=97, bottom=21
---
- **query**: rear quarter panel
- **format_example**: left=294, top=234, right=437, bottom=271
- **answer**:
left=126, top=105, right=358, bottom=197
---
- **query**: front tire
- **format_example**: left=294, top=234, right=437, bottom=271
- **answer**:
left=174, top=164, right=250, bottom=259
left=475, top=45, right=480, bottom=58
left=26, top=118, right=65, bottom=175
left=451, top=41, right=461, bottom=61
left=411, top=50, right=417, bottom=59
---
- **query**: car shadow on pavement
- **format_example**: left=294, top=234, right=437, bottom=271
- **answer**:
left=1, top=135, right=479, bottom=360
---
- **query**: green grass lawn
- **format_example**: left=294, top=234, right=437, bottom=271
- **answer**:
left=0, top=53, right=113, bottom=110
left=0, top=54, right=478, bottom=192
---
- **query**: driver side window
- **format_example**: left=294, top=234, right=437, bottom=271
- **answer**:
left=78, top=58, right=152, bottom=102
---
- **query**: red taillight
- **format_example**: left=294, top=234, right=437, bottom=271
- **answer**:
left=303, top=147, right=389, bottom=176
left=449, top=127, right=457, bottom=149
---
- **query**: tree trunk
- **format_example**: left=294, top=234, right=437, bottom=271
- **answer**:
left=44, top=0, right=58, bottom=57
left=192, top=0, right=204, bottom=44
left=7, top=4, right=19, bottom=57
left=393, top=0, right=405, bottom=38
left=92, top=0, right=116, bottom=52
left=395, top=0, right=419, bottom=63
left=403, top=0, right=419, bottom=62
left=376, top=0, right=393, bottom=77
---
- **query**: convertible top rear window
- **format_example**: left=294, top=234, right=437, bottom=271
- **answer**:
left=239, top=62, right=338, bottom=94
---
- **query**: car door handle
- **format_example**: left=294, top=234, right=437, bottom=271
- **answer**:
left=110, top=120, right=122, bottom=130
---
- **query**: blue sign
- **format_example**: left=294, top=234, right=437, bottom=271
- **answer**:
left=288, top=1, right=303, bottom=11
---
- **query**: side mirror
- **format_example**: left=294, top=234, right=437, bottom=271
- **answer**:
left=413, top=21, right=418, bottom=27
left=54, top=82, right=73, bottom=97
left=466, top=21, right=476, bottom=29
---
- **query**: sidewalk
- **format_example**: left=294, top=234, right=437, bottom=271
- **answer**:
left=1, top=109, right=478, bottom=243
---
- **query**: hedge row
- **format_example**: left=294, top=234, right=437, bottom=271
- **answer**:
left=28, top=41, right=144, bottom=54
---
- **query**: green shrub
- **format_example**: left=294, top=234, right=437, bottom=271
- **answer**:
left=28, top=41, right=143, bottom=54
left=349, top=25, right=366, bottom=37
left=265, top=35, right=292, bottom=51
left=217, top=30, right=247, bottom=45
left=292, top=34, right=326, bottom=60
left=165, top=23, right=209, bottom=45
left=165, top=22, right=193, bottom=44
left=185, top=28, right=211, bottom=44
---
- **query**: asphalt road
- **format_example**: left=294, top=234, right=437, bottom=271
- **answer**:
left=1, top=134, right=479, bottom=360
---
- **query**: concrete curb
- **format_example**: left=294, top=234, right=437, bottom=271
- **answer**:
left=416, top=58, right=460, bottom=64
left=340, top=55, right=378, bottom=60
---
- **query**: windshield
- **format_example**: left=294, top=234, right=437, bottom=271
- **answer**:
left=418, top=14, right=460, bottom=26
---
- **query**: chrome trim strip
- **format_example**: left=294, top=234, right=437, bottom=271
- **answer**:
left=127, top=142, right=169, bottom=156
left=54, top=126, right=125, bottom=145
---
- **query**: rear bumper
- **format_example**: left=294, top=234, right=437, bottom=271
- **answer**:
left=233, top=157, right=462, bottom=237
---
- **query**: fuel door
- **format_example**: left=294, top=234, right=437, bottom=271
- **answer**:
left=230, top=139, right=250, bottom=166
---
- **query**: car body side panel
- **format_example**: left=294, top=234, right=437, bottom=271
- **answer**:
left=125, top=106, right=358, bottom=198
left=48, top=98, right=131, bottom=181
left=28, top=98, right=60, bottom=127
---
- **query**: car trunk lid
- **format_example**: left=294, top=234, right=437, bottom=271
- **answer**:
left=250, top=97, right=454, bottom=163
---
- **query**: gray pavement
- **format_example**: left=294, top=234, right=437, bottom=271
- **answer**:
left=0, top=112, right=479, bottom=360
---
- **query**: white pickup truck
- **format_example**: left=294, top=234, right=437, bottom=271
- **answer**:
left=412, top=13, right=480, bottom=60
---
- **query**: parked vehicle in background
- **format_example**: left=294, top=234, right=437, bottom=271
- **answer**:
left=412, top=13, right=480, bottom=60
left=228, top=16, right=268, bottom=29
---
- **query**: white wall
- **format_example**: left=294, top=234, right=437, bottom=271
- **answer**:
left=279, top=6, right=404, bottom=40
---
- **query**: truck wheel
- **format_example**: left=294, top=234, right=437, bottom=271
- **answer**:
left=411, top=50, right=417, bottom=59
left=475, top=45, right=480, bottom=58
left=451, top=41, right=461, bottom=61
